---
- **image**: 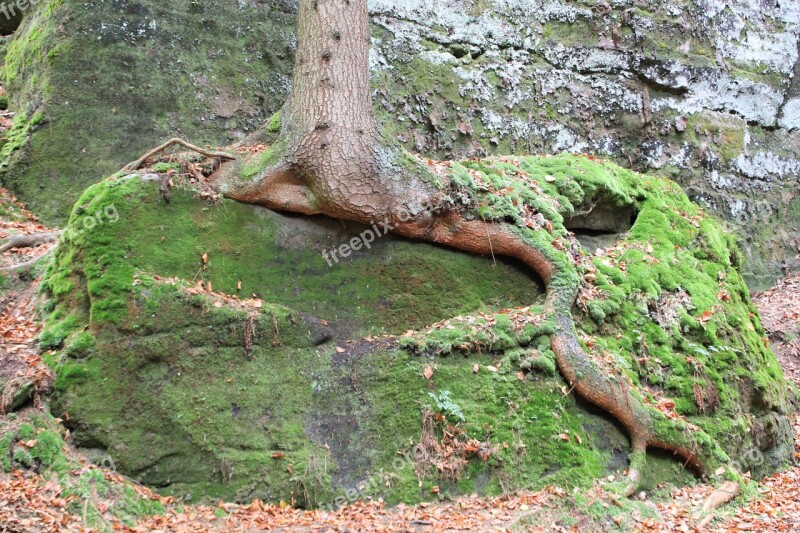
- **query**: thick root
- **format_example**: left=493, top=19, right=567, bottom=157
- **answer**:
left=696, top=480, right=742, bottom=528
left=0, top=232, right=59, bottom=254
left=623, top=439, right=648, bottom=497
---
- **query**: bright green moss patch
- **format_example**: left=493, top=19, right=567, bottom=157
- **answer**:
left=401, top=152, right=791, bottom=477
left=0, top=412, right=70, bottom=475
left=0, top=432, right=15, bottom=472
left=266, top=111, right=281, bottom=134
left=443, top=153, right=791, bottom=476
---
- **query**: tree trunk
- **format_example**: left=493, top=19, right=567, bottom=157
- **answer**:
left=213, top=0, right=737, bottom=497
left=230, top=0, right=429, bottom=222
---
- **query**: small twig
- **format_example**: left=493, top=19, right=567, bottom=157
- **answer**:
left=272, top=313, right=281, bottom=347
left=244, top=316, right=255, bottom=359
left=482, top=217, right=496, bottom=267
left=123, top=137, right=235, bottom=173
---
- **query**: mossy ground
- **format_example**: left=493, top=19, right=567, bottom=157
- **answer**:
left=38, top=153, right=793, bottom=506
left=0, top=408, right=165, bottom=529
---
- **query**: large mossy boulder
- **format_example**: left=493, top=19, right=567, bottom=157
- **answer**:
left=1, top=0, right=799, bottom=285
left=40, top=154, right=794, bottom=506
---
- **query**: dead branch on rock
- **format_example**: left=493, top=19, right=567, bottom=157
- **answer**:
left=1, top=248, right=55, bottom=275
left=123, top=138, right=236, bottom=173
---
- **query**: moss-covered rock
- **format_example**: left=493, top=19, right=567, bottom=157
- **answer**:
left=41, top=154, right=794, bottom=506
left=0, top=0, right=295, bottom=223
left=0, top=408, right=167, bottom=528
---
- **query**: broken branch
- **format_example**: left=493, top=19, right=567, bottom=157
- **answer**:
left=123, top=138, right=236, bottom=173
left=1, top=248, right=55, bottom=275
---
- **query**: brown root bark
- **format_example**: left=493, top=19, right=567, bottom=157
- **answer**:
left=696, top=480, right=741, bottom=528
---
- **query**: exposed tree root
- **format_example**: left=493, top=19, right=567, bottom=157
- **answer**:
left=218, top=155, right=736, bottom=497
left=205, top=0, right=742, bottom=503
left=122, top=138, right=236, bottom=173
left=1, top=248, right=54, bottom=275
left=0, top=232, right=59, bottom=254
left=696, top=480, right=741, bottom=528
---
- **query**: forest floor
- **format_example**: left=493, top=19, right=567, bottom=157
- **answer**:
left=0, top=190, right=798, bottom=532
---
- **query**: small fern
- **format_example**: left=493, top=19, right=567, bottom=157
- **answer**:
left=428, top=390, right=465, bottom=422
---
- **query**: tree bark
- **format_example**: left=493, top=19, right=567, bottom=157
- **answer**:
left=227, top=0, right=436, bottom=221
left=282, top=0, right=385, bottom=216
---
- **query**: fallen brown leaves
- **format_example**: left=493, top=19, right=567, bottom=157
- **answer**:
left=0, top=471, right=82, bottom=531
left=415, top=410, right=498, bottom=483
left=234, top=143, right=270, bottom=155
left=122, top=491, right=558, bottom=532
left=147, top=275, right=266, bottom=315
left=634, top=413, right=800, bottom=533
left=0, top=195, right=56, bottom=412
left=0, top=189, right=57, bottom=272
left=753, top=274, right=800, bottom=384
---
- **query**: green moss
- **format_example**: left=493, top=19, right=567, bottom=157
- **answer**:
left=151, top=162, right=181, bottom=173
left=405, top=153, right=790, bottom=476
left=12, top=447, right=34, bottom=468
left=241, top=138, right=287, bottom=179
left=0, top=432, right=14, bottom=472
left=266, top=111, right=281, bottom=134
left=43, top=153, right=792, bottom=505
left=17, top=422, right=35, bottom=440
left=30, top=430, right=70, bottom=474
left=0, top=409, right=167, bottom=527
left=41, top=173, right=547, bottom=504
left=41, top=174, right=538, bottom=335
left=65, top=331, right=95, bottom=357
left=39, top=313, right=82, bottom=349
left=0, top=111, right=45, bottom=173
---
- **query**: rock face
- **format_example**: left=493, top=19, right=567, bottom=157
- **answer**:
left=1, top=0, right=798, bottom=286
left=0, top=0, right=295, bottom=225
left=39, top=174, right=623, bottom=505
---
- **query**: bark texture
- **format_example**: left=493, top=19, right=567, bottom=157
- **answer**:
left=219, top=0, right=734, bottom=496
